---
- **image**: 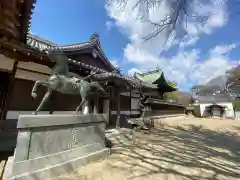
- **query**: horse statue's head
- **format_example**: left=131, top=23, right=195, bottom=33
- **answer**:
left=46, top=46, right=69, bottom=76
left=47, top=47, right=68, bottom=63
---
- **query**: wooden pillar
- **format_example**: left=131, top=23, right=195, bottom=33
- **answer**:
left=116, top=91, right=121, bottom=129
left=1, top=60, right=18, bottom=123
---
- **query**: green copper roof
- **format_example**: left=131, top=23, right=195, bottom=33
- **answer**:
left=134, top=69, right=177, bottom=92
left=134, top=69, right=163, bottom=83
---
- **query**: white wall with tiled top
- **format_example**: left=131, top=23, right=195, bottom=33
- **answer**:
left=199, top=102, right=234, bottom=118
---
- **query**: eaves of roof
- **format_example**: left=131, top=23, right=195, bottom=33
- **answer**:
left=146, top=98, right=186, bottom=107
left=25, top=34, right=157, bottom=91
left=26, top=34, right=116, bottom=71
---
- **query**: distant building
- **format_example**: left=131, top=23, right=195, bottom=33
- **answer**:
left=133, top=69, right=177, bottom=99
left=132, top=69, right=186, bottom=118
left=194, top=94, right=234, bottom=119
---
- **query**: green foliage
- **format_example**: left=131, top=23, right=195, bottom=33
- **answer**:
left=163, top=91, right=179, bottom=101
left=191, top=85, right=206, bottom=89
left=226, top=66, right=240, bottom=82
left=189, top=96, right=196, bottom=104
left=163, top=81, right=178, bottom=101
left=167, top=80, right=177, bottom=88
left=233, top=99, right=240, bottom=110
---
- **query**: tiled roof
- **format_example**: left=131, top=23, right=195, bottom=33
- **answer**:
left=134, top=69, right=162, bottom=83
left=26, top=33, right=116, bottom=71
left=146, top=98, right=186, bottom=107
left=25, top=34, right=158, bottom=90
left=27, top=34, right=56, bottom=51
left=24, top=35, right=157, bottom=89
left=196, top=94, right=232, bottom=103
left=21, top=0, right=37, bottom=42
left=133, top=69, right=177, bottom=92
left=58, top=42, right=93, bottom=51
left=227, top=82, right=240, bottom=93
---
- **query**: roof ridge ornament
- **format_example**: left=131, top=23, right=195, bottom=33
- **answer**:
left=90, top=32, right=100, bottom=45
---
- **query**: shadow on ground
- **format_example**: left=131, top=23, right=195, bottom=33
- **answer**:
left=107, top=124, right=240, bottom=180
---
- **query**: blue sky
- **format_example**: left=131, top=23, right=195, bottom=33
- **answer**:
left=31, top=0, right=128, bottom=63
left=31, top=0, right=240, bottom=91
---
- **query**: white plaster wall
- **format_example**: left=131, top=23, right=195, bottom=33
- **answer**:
left=131, top=98, right=139, bottom=110
left=15, top=69, right=49, bottom=81
left=142, top=91, right=159, bottom=97
left=235, top=111, right=240, bottom=120
left=200, top=103, right=234, bottom=118
left=121, top=91, right=140, bottom=97
left=0, top=54, right=15, bottom=71
left=17, top=62, right=51, bottom=74
left=120, top=92, right=130, bottom=96
left=121, top=90, right=159, bottom=98
left=103, top=100, right=109, bottom=113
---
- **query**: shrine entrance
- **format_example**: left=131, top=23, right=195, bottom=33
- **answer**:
left=206, top=104, right=226, bottom=118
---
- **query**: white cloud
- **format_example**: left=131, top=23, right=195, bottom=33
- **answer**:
left=128, top=68, right=141, bottom=76
left=126, top=45, right=239, bottom=90
left=105, top=0, right=233, bottom=90
left=210, top=43, right=237, bottom=56
left=106, top=0, right=228, bottom=49
left=110, top=60, right=119, bottom=68
left=179, top=36, right=199, bottom=48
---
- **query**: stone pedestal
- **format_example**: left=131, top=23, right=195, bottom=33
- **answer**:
left=127, top=117, right=154, bottom=130
left=5, top=114, right=109, bottom=180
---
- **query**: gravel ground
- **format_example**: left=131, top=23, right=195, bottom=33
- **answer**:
left=48, top=117, right=240, bottom=180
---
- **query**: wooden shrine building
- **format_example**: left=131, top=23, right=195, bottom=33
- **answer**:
left=0, top=0, right=186, bottom=151
left=132, top=69, right=185, bottom=117
left=134, top=69, right=177, bottom=99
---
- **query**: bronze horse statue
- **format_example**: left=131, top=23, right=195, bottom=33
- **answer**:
left=31, top=48, right=106, bottom=115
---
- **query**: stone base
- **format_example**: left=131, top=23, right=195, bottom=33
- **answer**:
left=5, top=149, right=110, bottom=180
left=127, top=117, right=154, bottom=130
left=5, top=114, right=109, bottom=180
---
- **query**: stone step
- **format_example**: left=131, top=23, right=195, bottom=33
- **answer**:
left=7, top=114, right=110, bottom=180
left=12, top=142, right=105, bottom=176
left=7, top=148, right=110, bottom=180
left=2, top=156, right=14, bottom=180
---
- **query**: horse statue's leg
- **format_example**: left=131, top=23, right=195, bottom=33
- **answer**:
left=31, top=80, right=49, bottom=99
left=33, top=89, right=52, bottom=115
left=75, top=98, right=86, bottom=113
